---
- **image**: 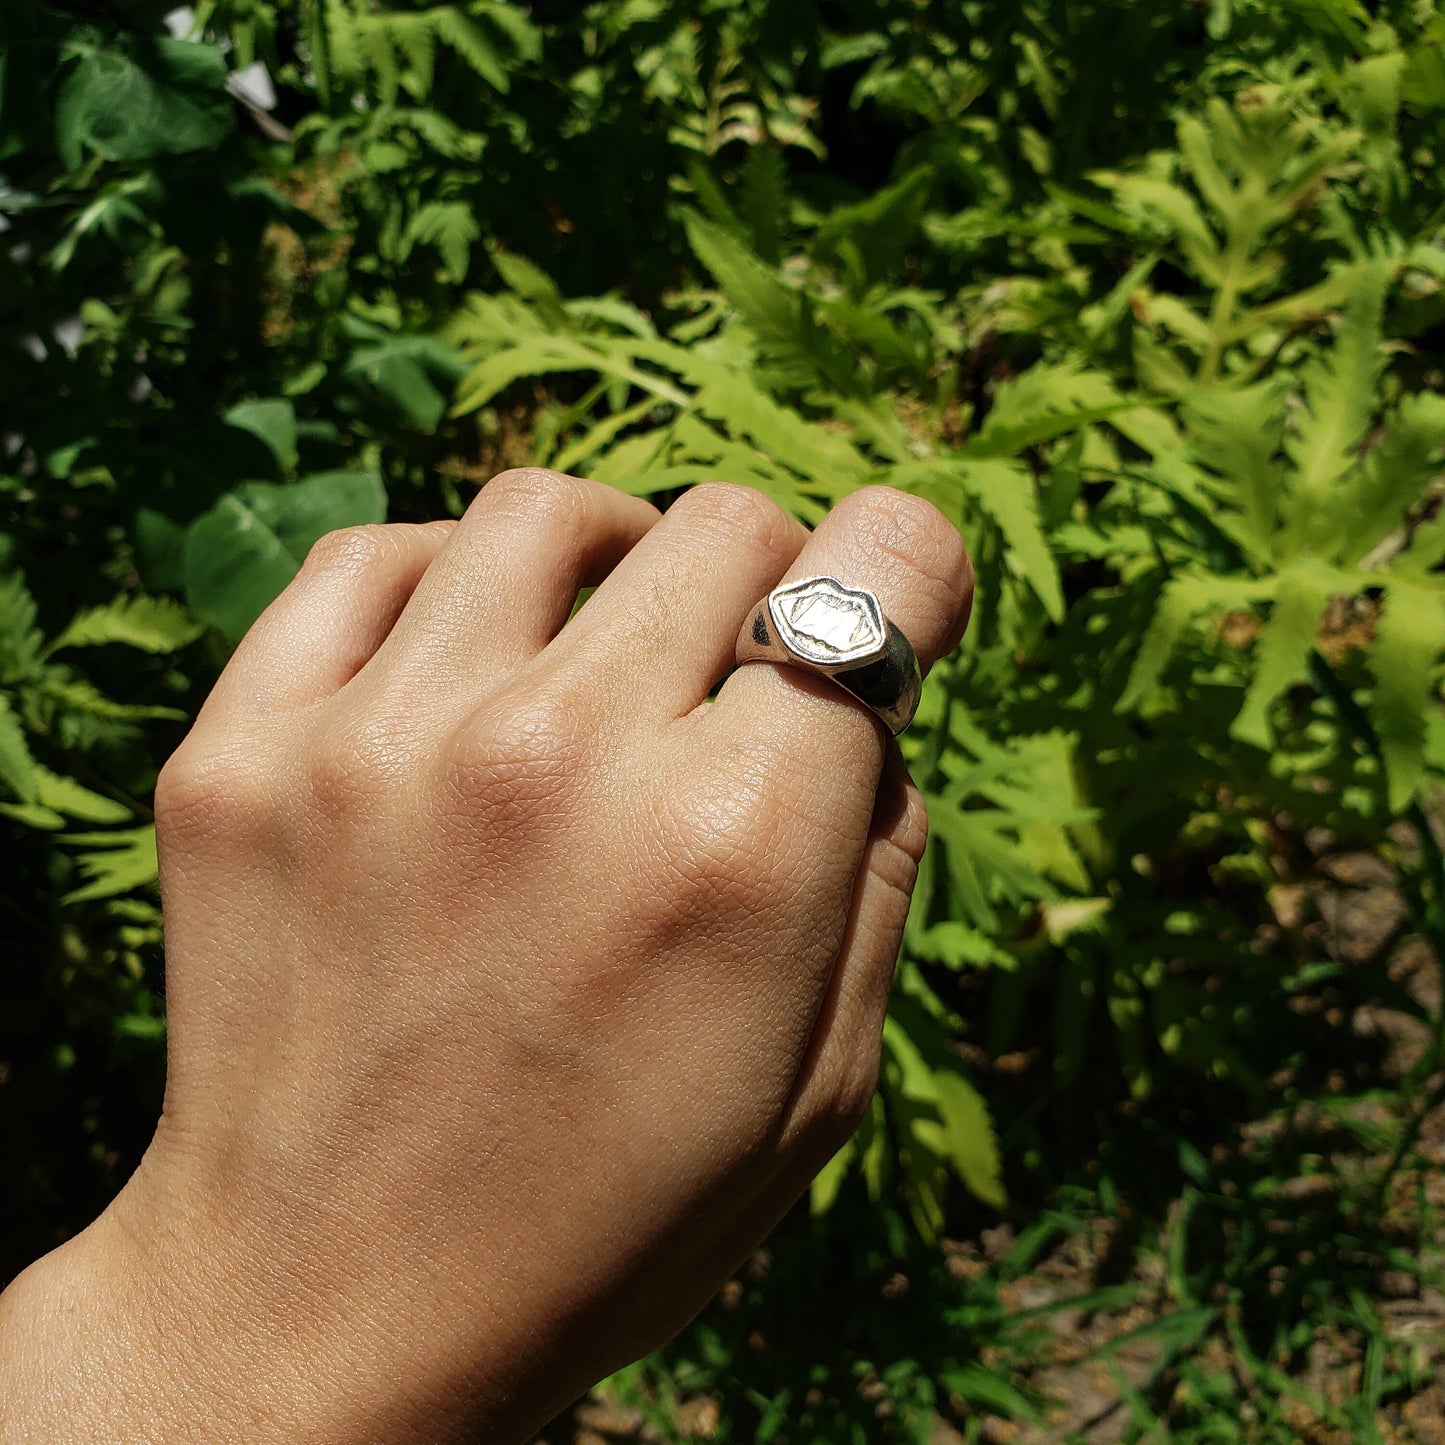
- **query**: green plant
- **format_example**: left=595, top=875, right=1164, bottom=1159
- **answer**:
left=4, top=0, right=1445, bottom=1437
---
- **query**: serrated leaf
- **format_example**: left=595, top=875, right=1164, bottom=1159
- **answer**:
left=1283, top=262, right=1387, bottom=553
left=405, top=200, right=480, bottom=283
left=47, top=595, right=202, bottom=656
left=62, top=825, right=158, bottom=903
left=1232, top=562, right=1342, bottom=749
left=0, top=572, right=43, bottom=680
left=933, top=1070, right=1006, bottom=1209
left=0, top=692, right=38, bottom=803
left=33, top=766, right=132, bottom=823
left=965, top=364, right=1133, bottom=460
left=1339, top=391, right=1445, bottom=565
left=891, top=458, right=1062, bottom=621
left=1183, top=379, right=1288, bottom=559
left=683, top=211, right=802, bottom=347
left=1120, top=572, right=1269, bottom=712
left=1370, top=584, right=1445, bottom=813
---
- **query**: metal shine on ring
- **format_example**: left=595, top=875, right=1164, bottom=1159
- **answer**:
left=734, top=576, right=923, bottom=735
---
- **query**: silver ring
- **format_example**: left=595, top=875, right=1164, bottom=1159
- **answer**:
left=734, top=576, right=922, bottom=735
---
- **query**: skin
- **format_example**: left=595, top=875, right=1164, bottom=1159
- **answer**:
left=0, top=474, right=972, bottom=1445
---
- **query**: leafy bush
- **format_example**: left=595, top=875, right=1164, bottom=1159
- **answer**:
left=3, top=0, right=1444, bottom=1437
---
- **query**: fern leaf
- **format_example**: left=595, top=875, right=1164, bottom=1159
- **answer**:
left=738, top=145, right=788, bottom=264
left=1119, top=572, right=1269, bottom=711
left=889, top=459, right=1062, bottom=622
left=1282, top=262, right=1387, bottom=554
left=404, top=200, right=480, bottom=283
left=965, top=364, right=1134, bottom=460
left=0, top=572, right=43, bottom=681
left=1091, top=171, right=1222, bottom=282
left=433, top=7, right=508, bottom=91
left=47, top=594, right=202, bottom=655
left=1339, top=391, right=1445, bottom=565
left=34, top=766, right=132, bottom=823
left=61, top=825, right=158, bottom=904
left=688, top=371, right=863, bottom=496
left=683, top=211, right=802, bottom=347
left=549, top=396, right=662, bottom=476
left=1370, top=582, right=1445, bottom=812
left=1176, top=115, right=1236, bottom=228
left=0, top=691, right=38, bottom=803
left=472, top=1, right=542, bottom=62
left=1232, top=561, right=1343, bottom=748
left=1183, top=378, right=1287, bottom=558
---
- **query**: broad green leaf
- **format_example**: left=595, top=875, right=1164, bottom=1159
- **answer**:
left=183, top=471, right=387, bottom=640
left=808, top=1139, right=855, bottom=1217
left=47, top=595, right=202, bottom=656
left=56, top=35, right=233, bottom=169
left=343, top=334, right=464, bottom=432
left=1370, top=584, right=1445, bottom=812
left=936, top=1364, right=1040, bottom=1424
left=225, top=399, right=299, bottom=477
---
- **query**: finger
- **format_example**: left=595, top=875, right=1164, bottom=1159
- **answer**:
left=549, top=483, right=809, bottom=723
left=196, top=521, right=456, bottom=721
left=369, top=470, right=660, bottom=698
left=774, top=745, right=926, bottom=1154
left=706, top=485, right=973, bottom=803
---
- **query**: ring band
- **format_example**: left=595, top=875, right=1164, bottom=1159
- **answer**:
left=734, top=575, right=922, bottom=735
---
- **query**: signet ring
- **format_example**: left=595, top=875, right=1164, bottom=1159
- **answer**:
left=734, top=576, right=923, bottom=735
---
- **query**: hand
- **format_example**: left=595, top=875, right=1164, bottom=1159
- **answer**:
left=0, top=475, right=972, bottom=1444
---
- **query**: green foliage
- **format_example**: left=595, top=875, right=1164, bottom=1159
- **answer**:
left=4, top=0, right=1445, bottom=1436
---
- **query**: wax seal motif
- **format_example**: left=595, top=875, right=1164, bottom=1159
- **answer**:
left=767, top=576, right=887, bottom=669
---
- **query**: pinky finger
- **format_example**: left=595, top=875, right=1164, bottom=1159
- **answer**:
left=775, top=745, right=928, bottom=1160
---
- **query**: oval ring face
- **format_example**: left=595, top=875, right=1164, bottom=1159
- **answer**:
left=767, top=576, right=888, bottom=668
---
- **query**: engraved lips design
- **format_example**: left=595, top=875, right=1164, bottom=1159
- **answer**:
left=769, top=577, right=886, bottom=666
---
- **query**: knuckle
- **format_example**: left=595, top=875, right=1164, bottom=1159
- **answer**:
left=874, top=817, right=927, bottom=902
left=445, top=687, right=589, bottom=830
left=675, top=482, right=797, bottom=558
left=483, top=467, right=588, bottom=527
left=649, top=776, right=788, bottom=926
left=303, top=524, right=395, bottom=578
left=843, top=485, right=972, bottom=614
left=303, top=715, right=412, bottom=818
left=154, top=740, right=273, bottom=843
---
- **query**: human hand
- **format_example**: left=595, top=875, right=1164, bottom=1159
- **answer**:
left=0, top=475, right=971, bottom=1444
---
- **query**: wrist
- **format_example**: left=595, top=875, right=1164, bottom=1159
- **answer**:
left=0, top=1178, right=523, bottom=1445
